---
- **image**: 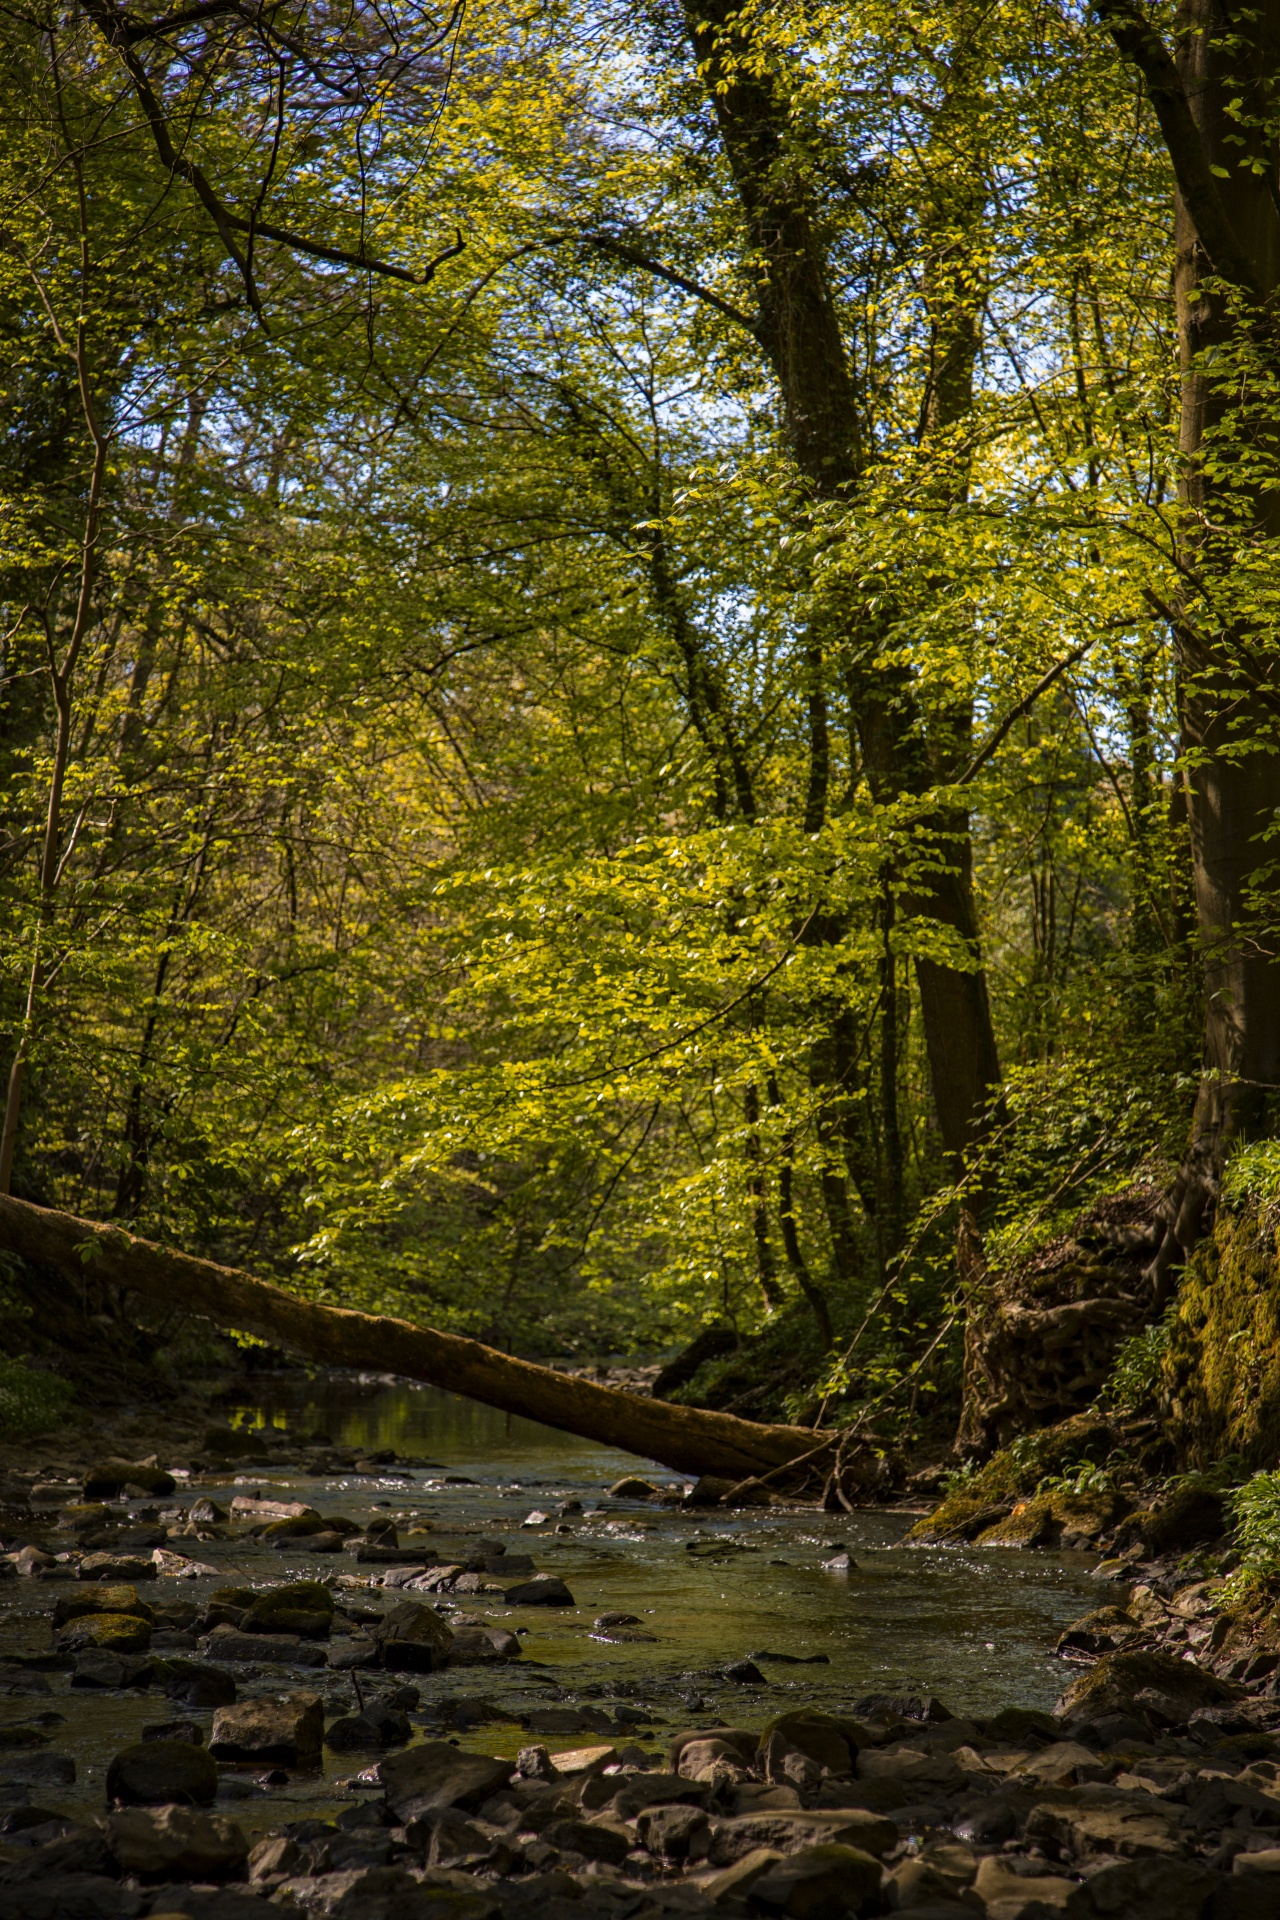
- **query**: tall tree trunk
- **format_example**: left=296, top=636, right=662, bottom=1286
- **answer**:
left=1098, top=0, right=1280, bottom=1282
left=678, top=0, right=1004, bottom=1172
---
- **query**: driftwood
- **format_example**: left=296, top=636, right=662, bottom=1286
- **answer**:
left=0, top=1192, right=824, bottom=1483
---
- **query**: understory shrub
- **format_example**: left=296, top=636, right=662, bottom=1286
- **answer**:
left=0, top=1358, right=74, bottom=1436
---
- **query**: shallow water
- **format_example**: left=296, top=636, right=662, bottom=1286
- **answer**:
left=0, top=1372, right=1101, bottom=1837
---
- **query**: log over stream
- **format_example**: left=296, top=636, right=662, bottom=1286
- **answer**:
left=0, top=1192, right=821, bottom=1486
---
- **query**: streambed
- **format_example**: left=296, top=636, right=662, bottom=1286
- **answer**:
left=0, top=1372, right=1100, bottom=1839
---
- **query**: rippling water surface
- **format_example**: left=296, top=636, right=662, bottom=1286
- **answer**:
left=0, top=1372, right=1100, bottom=1836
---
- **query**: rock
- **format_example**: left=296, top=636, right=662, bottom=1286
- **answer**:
left=103, top=1803, right=247, bottom=1879
left=709, top=1810, right=897, bottom=1864
left=203, top=1425, right=271, bottom=1461
left=636, top=1803, right=711, bottom=1860
left=608, top=1477, right=661, bottom=1499
left=248, top=1830, right=303, bottom=1879
left=11, top=1547, right=57, bottom=1576
left=83, top=1464, right=176, bottom=1499
left=378, top=1741, right=512, bottom=1821
left=1057, top=1606, right=1143, bottom=1658
left=0, top=1875, right=143, bottom=1918
left=1026, top=1786, right=1185, bottom=1860
left=540, top=1815, right=631, bottom=1864
left=522, top=1511, right=551, bottom=1527
left=448, top=1625, right=521, bottom=1664
left=502, top=1575, right=574, bottom=1606
left=140, top=1719, right=202, bottom=1743
left=1063, top=1856, right=1220, bottom=1917
left=208, top=1692, right=324, bottom=1763
left=851, top=1692, right=953, bottom=1723
left=973, top=1855, right=1078, bottom=1918
left=676, top=1737, right=751, bottom=1783
left=228, top=1495, right=315, bottom=1522
left=370, top=1600, right=455, bottom=1672
left=76, top=1554, right=156, bottom=1582
left=325, top=1703, right=412, bottom=1750
left=240, top=1579, right=334, bottom=1639
left=745, top=1841, right=882, bottom=1917
left=164, top=1659, right=237, bottom=1707
left=1116, top=1481, right=1227, bottom=1557
left=56, top=1612, right=151, bottom=1654
left=549, top=1742, right=619, bottom=1776
left=53, top=1585, right=151, bottom=1627
left=70, top=1651, right=153, bottom=1688
left=1057, top=1650, right=1240, bottom=1726
left=883, top=1840, right=976, bottom=1909
left=106, top=1739, right=217, bottom=1806
left=203, top=1624, right=326, bottom=1666
left=725, top=1660, right=767, bottom=1685
left=758, top=1710, right=858, bottom=1779
left=703, top=1846, right=786, bottom=1904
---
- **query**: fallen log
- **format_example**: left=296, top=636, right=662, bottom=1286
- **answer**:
left=0, top=1192, right=825, bottom=1483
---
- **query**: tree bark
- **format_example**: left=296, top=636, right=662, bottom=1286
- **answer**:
left=678, top=0, right=1004, bottom=1171
left=0, top=1191, right=824, bottom=1482
left=1098, top=0, right=1280, bottom=1279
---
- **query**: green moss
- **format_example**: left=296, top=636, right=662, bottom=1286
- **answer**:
left=1164, top=1201, right=1280, bottom=1467
left=910, top=1413, right=1122, bottom=1543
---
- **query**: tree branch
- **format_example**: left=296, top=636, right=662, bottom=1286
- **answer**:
left=579, top=232, right=762, bottom=337
left=1093, top=0, right=1263, bottom=297
left=959, top=635, right=1101, bottom=783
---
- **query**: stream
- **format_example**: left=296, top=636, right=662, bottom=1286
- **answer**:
left=0, top=1371, right=1102, bottom=1840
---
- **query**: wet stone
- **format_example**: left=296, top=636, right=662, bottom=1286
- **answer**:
left=209, top=1692, right=324, bottom=1764
left=103, top=1803, right=247, bottom=1879
left=106, top=1739, right=218, bottom=1806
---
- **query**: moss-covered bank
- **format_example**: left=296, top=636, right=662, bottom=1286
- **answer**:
left=1164, top=1198, right=1280, bottom=1468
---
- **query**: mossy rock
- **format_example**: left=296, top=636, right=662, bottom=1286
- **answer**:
left=1045, top=1487, right=1130, bottom=1539
left=1112, top=1481, right=1226, bottom=1557
left=908, top=1496, right=1012, bottom=1543
left=975, top=1498, right=1057, bottom=1548
left=1165, top=1200, right=1280, bottom=1467
left=53, top=1585, right=153, bottom=1629
left=241, top=1580, right=334, bottom=1639
left=1056, top=1649, right=1238, bottom=1725
left=255, top=1580, right=334, bottom=1616
left=1056, top=1606, right=1141, bottom=1657
left=260, top=1515, right=334, bottom=1541
left=56, top=1610, right=152, bottom=1653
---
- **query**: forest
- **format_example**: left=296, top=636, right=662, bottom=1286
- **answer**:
left=3, top=0, right=1280, bottom=1469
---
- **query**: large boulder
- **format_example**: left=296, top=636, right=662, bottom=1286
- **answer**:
left=1057, top=1651, right=1240, bottom=1727
left=370, top=1600, right=454, bottom=1673
left=103, top=1804, right=247, bottom=1880
left=377, top=1741, right=512, bottom=1822
left=105, top=1739, right=217, bottom=1806
left=208, top=1692, right=324, bottom=1764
